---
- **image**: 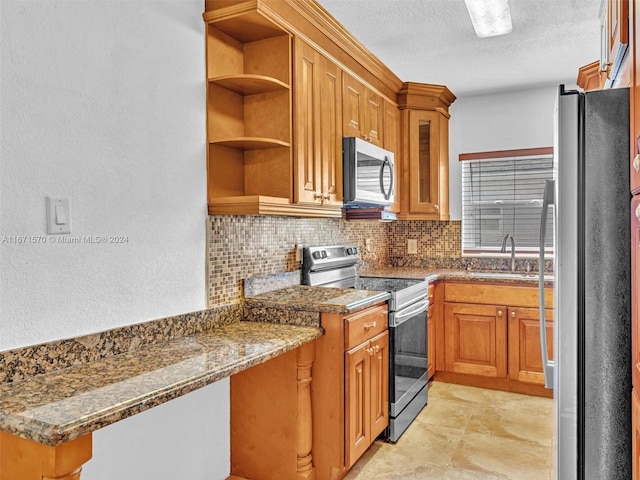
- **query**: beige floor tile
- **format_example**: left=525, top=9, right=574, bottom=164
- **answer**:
left=441, top=466, right=510, bottom=479
left=345, top=382, right=554, bottom=480
left=450, top=431, right=552, bottom=480
left=465, top=408, right=553, bottom=447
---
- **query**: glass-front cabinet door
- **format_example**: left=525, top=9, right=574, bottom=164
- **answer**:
left=408, top=109, right=448, bottom=217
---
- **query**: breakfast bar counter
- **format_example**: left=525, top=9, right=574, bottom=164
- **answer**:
left=0, top=319, right=322, bottom=479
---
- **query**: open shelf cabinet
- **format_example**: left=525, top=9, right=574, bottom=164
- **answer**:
left=205, top=6, right=312, bottom=215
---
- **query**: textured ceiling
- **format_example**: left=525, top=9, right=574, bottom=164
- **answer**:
left=316, top=0, right=602, bottom=97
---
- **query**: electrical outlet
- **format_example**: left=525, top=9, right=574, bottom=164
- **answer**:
left=365, top=238, right=372, bottom=252
left=407, top=239, right=418, bottom=255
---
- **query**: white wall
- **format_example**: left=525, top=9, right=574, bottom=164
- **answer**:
left=448, top=84, right=573, bottom=220
left=0, top=1, right=229, bottom=478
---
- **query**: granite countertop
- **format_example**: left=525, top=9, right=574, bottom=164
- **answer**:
left=0, top=321, right=322, bottom=447
left=359, top=266, right=554, bottom=286
left=244, top=285, right=391, bottom=314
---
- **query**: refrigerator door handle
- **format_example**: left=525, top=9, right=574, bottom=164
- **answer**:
left=538, top=179, right=555, bottom=389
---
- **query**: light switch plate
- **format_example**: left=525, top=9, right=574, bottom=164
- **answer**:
left=47, top=197, right=71, bottom=234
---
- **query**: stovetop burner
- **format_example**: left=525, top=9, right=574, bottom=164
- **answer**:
left=301, top=244, right=428, bottom=312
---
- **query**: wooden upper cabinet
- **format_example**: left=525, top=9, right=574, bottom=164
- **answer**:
left=383, top=100, right=401, bottom=213
left=293, top=38, right=343, bottom=208
left=600, top=0, right=629, bottom=86
left=577, top=61, right=606, bottom=91
left=343, top=73, right=384, bottom=147
left=632, top=0, right=640, bottom=194
left=204, top=17, right=293, bottom=213
left=397, top=82, right=456, bottom=220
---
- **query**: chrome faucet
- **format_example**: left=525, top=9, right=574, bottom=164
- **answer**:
left=500, top=234, right=516, bottom=272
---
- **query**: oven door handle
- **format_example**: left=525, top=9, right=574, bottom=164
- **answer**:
left=391, top=298, right=429, bottom=327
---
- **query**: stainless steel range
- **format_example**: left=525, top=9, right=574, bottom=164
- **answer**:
left=302, top=244, right=429, bottom=443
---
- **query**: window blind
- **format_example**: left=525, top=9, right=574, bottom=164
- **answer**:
left=461, top=152, right=554, bottom=255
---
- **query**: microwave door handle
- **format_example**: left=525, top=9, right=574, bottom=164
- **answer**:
left=379, top=155, right=393, bottom=200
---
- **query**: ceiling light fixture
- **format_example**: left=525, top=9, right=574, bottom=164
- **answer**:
left=464, top=0, right=513, bottom=38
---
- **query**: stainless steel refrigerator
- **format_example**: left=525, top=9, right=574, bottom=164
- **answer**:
left=538, top=86, right=631, bottom=479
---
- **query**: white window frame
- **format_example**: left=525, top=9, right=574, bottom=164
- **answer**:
left=460, top=147, right=555, bottom=258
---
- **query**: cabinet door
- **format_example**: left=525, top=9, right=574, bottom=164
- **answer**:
left=633, top=0, right=640, bottom=194
left=294, top=39, right=321, bottom=204
left=407, top=109, right=449, bottom=218
left=384, top=100, right=401, bottom=212
left=507, top=307, right=554, bottom=385
left=369, top=331, right=389, bottom=439
left=444, top=303, right=507, bottom=378
left=343, top=73, right=365, bottom=141
left=319, top=55, right=343, bottom=205
left=364, top=89, right=383, bottom=147
left=345, top=341, right=371, bottom=469
left=342, top=73, right=384, bottom=147
left=634, top=388, right=640, bottom=479
left=427, top=303, right=435, bottom=380
left=294, top=39, right=342, bottom=206
left=632, top=196, right=640, bottom=390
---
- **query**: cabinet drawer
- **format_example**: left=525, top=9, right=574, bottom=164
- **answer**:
left=345, top=304, right=388, bottom=350
left=444, top=282, right=553, bottom=309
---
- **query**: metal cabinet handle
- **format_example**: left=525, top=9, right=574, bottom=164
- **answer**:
left=364, top=321, right=377, bottom=330
left=636, top=204, right=640, bottom=220
left=366, top=347, right=373, bottom=355
left=511, top=310, right=516, bottom=318
left=434, top=204, right=439, bottom=211
left=497, top=310, right=503, bottom=317
left=313, top=193, right=323, bottom=200
left=373, top=345, right=380, bottom=353
left=323, top=193, right=331, bottom=200
left=634, top=154, right=640, bottom=173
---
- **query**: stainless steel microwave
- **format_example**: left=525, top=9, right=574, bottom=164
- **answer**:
left=343, top=137, right=395, bottom=207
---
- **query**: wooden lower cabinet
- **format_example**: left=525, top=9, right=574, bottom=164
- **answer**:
left=345, top=330, right=389, bottom=469
left=313, top=303, right=388, bottom=480
left=634, top=388, right=640, bottom=480
left=444, top=303, right=507, bottom=378
left=438, top=282, right=553, bottom=396
left=508, top=307, right=554, bottom=385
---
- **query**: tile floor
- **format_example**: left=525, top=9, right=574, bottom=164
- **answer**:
left=344, top=381, right=554, bottom=480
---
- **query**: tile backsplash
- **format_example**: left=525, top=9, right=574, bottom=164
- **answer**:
left=388, top=220, right=462, bottom=258
left=207, top=215, right=389, bottom=306
left=207, top=215, right=550, bottom=307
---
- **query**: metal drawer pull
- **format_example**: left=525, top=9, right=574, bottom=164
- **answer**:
left=366, top=347, right=374, bottom=355
left=497, top=310, right=503, bottom=317
left=634, top=154, right=640, bottom=173
left=636, top=204, right=640, bottom=220
left=364, top=321, right=377, bottom=330
left=511, top=311, right=516, bottom=318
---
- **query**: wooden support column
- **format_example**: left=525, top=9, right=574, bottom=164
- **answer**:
left=0, top=432, right=92, bottom=480
left=296, top=341, right=315, bottom=480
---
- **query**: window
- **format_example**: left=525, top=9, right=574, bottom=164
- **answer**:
left=460, top=147, right=554, bottom=256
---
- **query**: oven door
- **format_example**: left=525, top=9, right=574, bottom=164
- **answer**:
left=389, top=298, right=428, bottom=417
